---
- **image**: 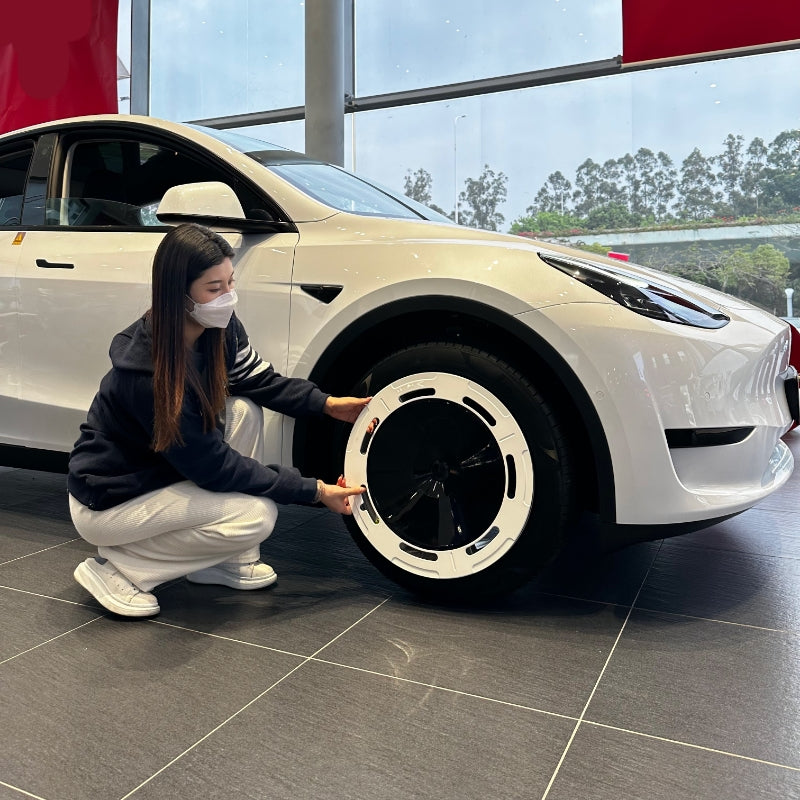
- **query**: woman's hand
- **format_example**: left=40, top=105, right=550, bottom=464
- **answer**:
left=323, top=396, right=372, bottom=424
left=318, top=476, right=365, bottom=515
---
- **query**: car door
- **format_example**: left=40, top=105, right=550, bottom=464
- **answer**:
left=0, top=138, right=34, bottom=446
left=15, top=125, right=296, bottom=456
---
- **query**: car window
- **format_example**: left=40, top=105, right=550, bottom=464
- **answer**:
left=0, top=145, right=33, bottom=227
left=48, top=138, right=266, bottom=228
left=267, top=161, right=423, bottom=219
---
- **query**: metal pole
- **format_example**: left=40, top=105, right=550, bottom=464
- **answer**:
left=130, top=0, right=151, bottom=115
left=453, top=114, right=466, bottom=223
left=305, top=0, right=345, bottom=165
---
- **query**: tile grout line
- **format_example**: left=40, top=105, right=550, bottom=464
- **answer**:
left=539, top=541, right=665, bottom=800
left=310, top=655, right=579, bottom=721
left=0, top=583, right=101, bottom=610
left=0, top=538, right=79, bottom=566
left=538, top=589, right=800, bottom=637
left=0, top=779, right=50, bottom=800
left=0, top=616, right=103, bottom=667
left=582, top=720, right=800, bottom=773
left=117, top=596, right=393, bottom=800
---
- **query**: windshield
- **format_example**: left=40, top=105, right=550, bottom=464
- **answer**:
left=196, top=124, right=452, bottom=222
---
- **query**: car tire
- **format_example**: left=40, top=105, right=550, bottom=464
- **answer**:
left=339, top=342, right=576, bottom=600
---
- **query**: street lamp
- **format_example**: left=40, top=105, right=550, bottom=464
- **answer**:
left=453, top=114, right=467, bottom=224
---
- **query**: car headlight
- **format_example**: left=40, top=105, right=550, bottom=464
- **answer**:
left=538, top=253, right=729, bottom=329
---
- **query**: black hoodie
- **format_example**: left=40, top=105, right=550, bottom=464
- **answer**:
left=68, top=314, right=328, bottom=511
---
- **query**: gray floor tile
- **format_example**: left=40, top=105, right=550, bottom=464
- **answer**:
left=637, top=542, right=800, bottom=630
left=0, top=538, right=101, bottom=606
left=667, top=506, right=800, bottom=560
left=151, top=513, right=396, bottom=653
left=129, top=658, right=576, bottom=800
left=0, top=507, right=78, bottom=563
left=0, top=589, right=101, bottom=662
left=586, top=610, right=800, bottom=768
left=317, top=594, right=626, bottom=715
left=0, top=617, right=303, bottom=800
left=529, top=532, right=661, bottom=606
left=548, top=723, right=800, bottom=800
left=0, top=470, right=69, bottom=510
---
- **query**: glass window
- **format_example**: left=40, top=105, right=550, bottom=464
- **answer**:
left=268, top=162, right=424, bottom=218
left=149, top=0, right=305, bottom=121
left=354, top=0, right=621, bottom=96
left=226, top=120, right=306, bottom=153
left=0, top=145, right=33, bottom=226
left=348, top=49, right=800, bottom=313
left=49, top=137, right=266, bottom=228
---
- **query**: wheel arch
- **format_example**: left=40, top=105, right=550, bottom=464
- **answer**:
left=293, top=295, right=616, bottom=522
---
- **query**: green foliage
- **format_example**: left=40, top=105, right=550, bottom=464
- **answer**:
left=584, top=202, right=638, bottom=231
left=660, top=243, right=789, bottom=313
left=403, top=167, right=434, bottom=206
left=458, top=164, right=508, bottom=231
left=509, top=210, right=584, bottom=236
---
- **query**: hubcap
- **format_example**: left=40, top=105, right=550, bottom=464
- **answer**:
left=366, top=399, right=505, bottom=550
left=344, top=371, right=533, bottom=580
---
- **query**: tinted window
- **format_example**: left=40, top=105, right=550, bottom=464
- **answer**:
left=0, top=146, right=33, bottom=226
left=49, top=137, right=266, bottom=228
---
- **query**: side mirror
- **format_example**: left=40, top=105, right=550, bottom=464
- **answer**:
left=156, top=181, right=293, bottom=233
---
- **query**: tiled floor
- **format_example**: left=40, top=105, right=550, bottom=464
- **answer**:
left=2, top=436, right=800, bottom=800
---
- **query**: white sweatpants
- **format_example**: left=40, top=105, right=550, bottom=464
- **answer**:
left=69, top=397, right=278, bottom=592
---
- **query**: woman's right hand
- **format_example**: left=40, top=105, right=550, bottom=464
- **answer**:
left=319, top=477, right=365, bottom=515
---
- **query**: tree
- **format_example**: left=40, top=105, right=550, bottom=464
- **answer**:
left=403, top=168, right=434, bottom=206
left=741, top=137, right=768, bottom=214
left=597, top=158, right=626, bottom=207
left=651, top=151, right=677, bottom=221
left=529, top=170, right=573, bottom=215
left=618, top=153, right=642, bottom=216
left=715, top=134, right=745, bottom=216
left=584, top=202, right=637, bottom=231
left=632, top=148, right=657, bottom=217
left=765, top=129, right=800, bottom=210
left=713, top=244, right=789, bottom=312
left=458, top=164, right=508, bottom=230
left=660, top=243, right=789, bottom=313
left=678, top=148, right=719, bottom=221
left=572, top=158, right=603, bottom=216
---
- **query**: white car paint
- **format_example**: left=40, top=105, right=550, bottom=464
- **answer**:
left=0, top=114, right=795, bottom=595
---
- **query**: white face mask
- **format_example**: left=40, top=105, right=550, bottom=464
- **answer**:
left=186, top=290, right=238, bottom=329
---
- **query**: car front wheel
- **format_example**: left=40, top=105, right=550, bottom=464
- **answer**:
left=342, top=342, right=575, bottom=599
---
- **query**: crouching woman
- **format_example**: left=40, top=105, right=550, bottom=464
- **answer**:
left=68, top=223, right=367, bottom=618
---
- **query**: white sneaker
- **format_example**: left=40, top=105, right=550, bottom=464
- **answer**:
left=74, top=558, right=160, bottom=618
left=186, top=560, right=277, bottom=590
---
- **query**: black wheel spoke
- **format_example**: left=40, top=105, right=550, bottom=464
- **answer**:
left=437, top=488, right=456, bottom=546
left=458, top=442, right=503, bottom=471
left=384, top=477, right=435, bottom=523
left=366, top=397, right=506, bottom=550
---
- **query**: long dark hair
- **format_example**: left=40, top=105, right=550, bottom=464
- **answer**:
left=150, top=223, right=235, bottom=452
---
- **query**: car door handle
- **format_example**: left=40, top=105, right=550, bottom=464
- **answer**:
left=36, top=259, right=75, bottom=269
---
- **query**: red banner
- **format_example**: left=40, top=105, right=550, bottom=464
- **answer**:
left=0, top=0, right=119, bottom=134
left=622, top=0, right=800, bottom=64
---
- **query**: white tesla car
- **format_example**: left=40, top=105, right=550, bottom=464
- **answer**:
left=0, top=115, right=796, bottom=598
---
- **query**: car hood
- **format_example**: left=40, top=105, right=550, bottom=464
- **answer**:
left=312, top=212, right=765, bottom=317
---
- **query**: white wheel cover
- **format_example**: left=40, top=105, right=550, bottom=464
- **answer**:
left=344, top=372, right=534, bottom=579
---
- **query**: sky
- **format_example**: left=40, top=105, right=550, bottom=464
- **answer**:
left=117, top=1, right=800, bottom=228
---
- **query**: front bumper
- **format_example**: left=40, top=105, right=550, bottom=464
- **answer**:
left=519, top=303, right=795, bottom=525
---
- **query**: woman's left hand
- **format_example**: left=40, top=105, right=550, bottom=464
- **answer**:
left=324, top=395, right=372, bottom=424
